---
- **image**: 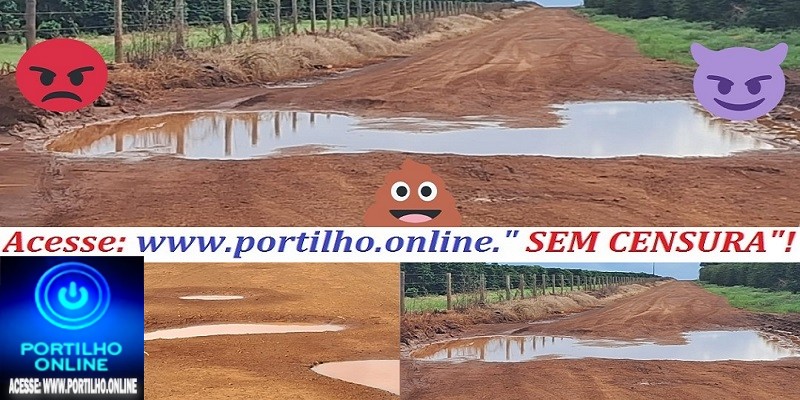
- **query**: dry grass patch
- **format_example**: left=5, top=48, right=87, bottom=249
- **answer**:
left=110, top=8, right=529, bottom=91
left=401, top=282, right=660, bottom=344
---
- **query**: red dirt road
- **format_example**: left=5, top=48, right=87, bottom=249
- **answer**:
left=1, top=8, right=800, bottom=227
left=401, top=282, right=800, bottom=400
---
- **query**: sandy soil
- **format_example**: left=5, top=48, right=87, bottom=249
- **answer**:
left=401, top=281, right=800, bottom=400
left=144, top=263, right=399, bottom=400
left=2, top=8, right=800, bottom=226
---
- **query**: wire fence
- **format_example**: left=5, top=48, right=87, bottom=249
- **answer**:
left=1, top=0, right=512, bottom=68
left=401, top=271, right=662, bottom=313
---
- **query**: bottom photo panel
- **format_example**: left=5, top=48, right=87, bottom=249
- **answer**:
left=144, top=263, right=400, bottom=400
left=400, top=262, right=800, bottom=400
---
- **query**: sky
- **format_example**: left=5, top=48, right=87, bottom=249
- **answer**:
left=511, top=263, right=702, bottom=280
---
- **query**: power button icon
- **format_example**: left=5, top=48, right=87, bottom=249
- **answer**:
left=35, top=262, right=111, bottom=330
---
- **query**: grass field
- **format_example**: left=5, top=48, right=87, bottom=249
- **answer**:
left=0, top=17, right=366, bottom=65
left=701, top=283, right=800, bottom=314
left=404, top=285, right=591, bottom=313
left=581, top=9, right=800, bottom=69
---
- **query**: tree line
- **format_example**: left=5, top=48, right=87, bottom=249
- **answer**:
left=0, top=0, right=500, bottom=42
left=401, top=262, right=656, bottom=297
left=698, top=263, right=800, bottom=293
left=584, top=0, right=800, bottom=31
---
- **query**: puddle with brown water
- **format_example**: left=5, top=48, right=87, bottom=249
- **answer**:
left=412, top=330, right=800, bottom=363
left=144, top=323, right=345, bottom=340
left=49, top=101, right=784, bottom=159
left=311, top=360, right=400, bottom=395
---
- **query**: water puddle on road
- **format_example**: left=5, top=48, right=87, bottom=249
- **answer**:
left=49, top=101, right=783, bottom=159
left=311, top=360, right=400, bottom=395
left=144, top=323, right=345, bottom=340
left=412, top=331, right=800, bottom=363
left=179, top=295, right=244, bottom=300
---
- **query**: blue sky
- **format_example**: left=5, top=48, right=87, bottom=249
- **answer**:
left=510, top=263, right=702, bottom=280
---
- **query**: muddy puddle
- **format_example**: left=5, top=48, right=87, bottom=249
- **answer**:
left=412, top=330, right=800, bottom=363
left=50, top=101, right=784, bottom=159
left=144, top=323, right=345, bottom=340
left=311, top=360, right=400, bottom=395
left=179, top=295, right=244, bottom=300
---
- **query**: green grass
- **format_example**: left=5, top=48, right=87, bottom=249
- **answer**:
left=580, top=9, right=800, bottom=69
left=404, top=285, right=592, bottom=313
left=0, top=17, right=366, bottom=65
left=700, top=283, right=800, bottom=314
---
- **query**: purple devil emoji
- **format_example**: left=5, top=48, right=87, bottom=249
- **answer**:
left=691, top=42, right=788, bottom=121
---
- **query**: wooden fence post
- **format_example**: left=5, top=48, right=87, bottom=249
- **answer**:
left=520, top=274, right=525, bottom=299
left=395, top=0, right=401, bottom=24
left=531, top=274, right=537, bottom=297
left=542, top=274, right=547, bottom=295
left=380, top=0, right=385, bottom=26
left=311, top=0, right=317, bottom=32
left=551, top=274, right=556, bottom=295
left=400, top=271, right=406, bottom=314
left=560, top=274, right=565, bottom=295
left=346, top=0, right=351, bottom=27
left=292, top=0, right=298, bottom=34
left=570, top=274, right=574, bottom=291
left=446, top=273, right=452, bottom=310
left=274, top=0, right=282, bottom=37
left=175, top=0, right=186, bottom=48
left=250, top=0, right=259, bottom=42
left=24, top=0, right=36, bottom=50
left=223, top=0, right=234, bottom=42
left=358, top=0, right=363, bottom=26
left=402, top=0, right=407, bottom=24
left=505, top=275, right=511, bottom=301
left=479, top=274, right=486, bottom=304
left=388, top=0, right=393, bottom=25
left=326, top=0, right=332, bottom=33
left=113, top=0, right=123, bottom=62
left=410, top=0, right=415, bottom=20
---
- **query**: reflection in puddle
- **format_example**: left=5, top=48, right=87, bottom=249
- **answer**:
left=412, top=331, right=800, bottom=363
left=144, top=323, right=345, bottom=340
left=50, top=101, right=781, bottom=159
left=311, top=360, right=400, bottom=395
left=179, top=295, right=244, bottom=300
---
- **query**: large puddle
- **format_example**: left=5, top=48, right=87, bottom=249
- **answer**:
left=311, top=360, right=400, bottom=395
left=50, top=101, right=781, bottom=159
left=144, top=323, right=345, bottom=340
left=412, top=331, right=800, bottom=363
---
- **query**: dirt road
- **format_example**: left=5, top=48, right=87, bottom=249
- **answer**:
left=401, top=281, right=800, bottom=400
left=144, top=263, right=399, bottom=400
left=2, top=8, right=800, bottom=226
left=239, top=7, right=691, bottom=124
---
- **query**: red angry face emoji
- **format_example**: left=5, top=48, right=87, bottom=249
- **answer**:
left=16, top=38, right=108, bottom=112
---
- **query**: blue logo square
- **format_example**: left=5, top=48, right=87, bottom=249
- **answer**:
left=0, top=256, right=144, bottom=399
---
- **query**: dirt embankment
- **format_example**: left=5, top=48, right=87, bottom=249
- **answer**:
left=401, top=281, right=662, bottom=345
left=401, top=281, right=800, bottom=400
left=145, top=263, right=399, bottom=400
left=0, top=7, right=526, bottom=137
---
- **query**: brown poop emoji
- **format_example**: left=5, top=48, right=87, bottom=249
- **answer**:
left=364, top=159, right=462, bottom=227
